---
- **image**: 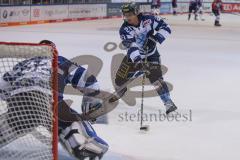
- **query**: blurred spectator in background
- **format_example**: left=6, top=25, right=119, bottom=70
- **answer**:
left=32, top=0, right=41, bottom=4
left=172, top=0, right=177, bottom=15
left=151, top=0, right=161, bottom=16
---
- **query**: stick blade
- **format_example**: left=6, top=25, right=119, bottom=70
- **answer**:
left=140, top=125, right=150, bottom=131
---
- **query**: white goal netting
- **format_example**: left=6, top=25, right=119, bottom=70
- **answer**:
left=0, top=43, right=58, bottom=160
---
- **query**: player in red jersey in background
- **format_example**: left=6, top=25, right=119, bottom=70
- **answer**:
left=212, top=0, right=223, bottom=26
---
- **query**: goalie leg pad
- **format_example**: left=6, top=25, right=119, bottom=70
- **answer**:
left=59, top=121, right=108, bottom=159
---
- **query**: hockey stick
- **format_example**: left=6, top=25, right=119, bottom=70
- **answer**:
left=64, top=37, right=168, bottom=121
left=139, top=41, right=151, bottom=132
left=62, top=71, right=142, bottom=122
left=140, top=59, right=149, bottom=131
left=80, top=73, right=142, bottom=121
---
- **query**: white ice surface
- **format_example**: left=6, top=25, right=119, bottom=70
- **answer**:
left=0, top=13, right=240, bottom=160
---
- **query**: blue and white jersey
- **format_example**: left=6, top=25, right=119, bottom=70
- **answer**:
left=0, top=56, right=99, bottom=101
left=58, top=56, right=99, bottom=101
left=119, top=14, right=171, bottom=62
left=1, top=56, right=52, bottom=98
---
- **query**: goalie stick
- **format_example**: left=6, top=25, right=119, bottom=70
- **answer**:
left=80, top=71, right=144, bottom=121
left=62, top=63, right=169, bottom=122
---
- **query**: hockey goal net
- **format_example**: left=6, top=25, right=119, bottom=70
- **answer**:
left=0, top=42, right=58, bottom=160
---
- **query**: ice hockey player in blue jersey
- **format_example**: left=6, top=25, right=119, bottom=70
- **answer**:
left=115, top=3, right=177, bottom=114
left=39, top=40, right=109, bottom=160
left=188, top=0, right=202, bottom=21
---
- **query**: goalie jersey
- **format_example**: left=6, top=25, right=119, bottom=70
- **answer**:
left=0, top=56, right=52, bottom=99
left=0, top=56, right=99, bottom=101
left=57, top=56, right=99, bottom=101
